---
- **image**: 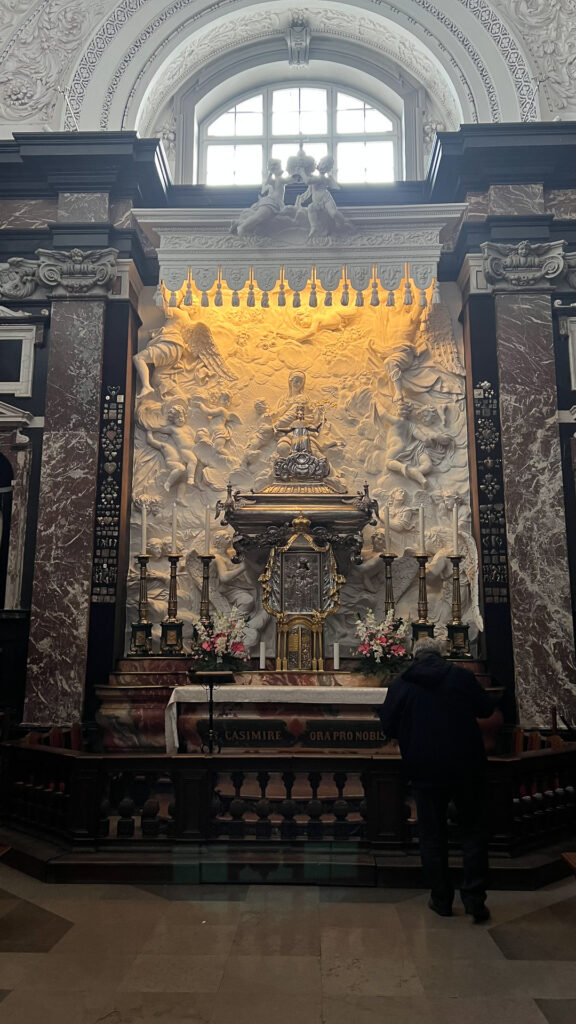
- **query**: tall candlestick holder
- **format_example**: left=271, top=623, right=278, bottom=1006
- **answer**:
left=379, top=553, right=397, bottom=615
left=411, top=553, right=435, bottom=643
left=160, top=554, right=185, bottom=655
left=199, top=554, right=214, bottom=622
left=445, top=555, right=471, bottom=658
left=129, top=555, right=154, bottom=655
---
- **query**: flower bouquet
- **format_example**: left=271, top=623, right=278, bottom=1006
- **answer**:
left=189, top=609, right=250, bottom=672
left=354, top=609, right=409, bottom=680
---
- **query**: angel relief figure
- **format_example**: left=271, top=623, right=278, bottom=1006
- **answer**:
left=133, top=307, right=233, bottom=401
left=373, top=400, right=455, bottom=487
left=367, top=300, right=465, bottom=406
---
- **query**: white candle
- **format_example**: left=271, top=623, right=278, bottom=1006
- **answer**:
left=333, top=642, right=340, bottom=670
left=259, top=641, right=266, bottom=670
left=172, top=505, right=178, bottom=553
left=384, top=506, right=391, bottom=553
left=419, top=506, right=425, bottom=553
left=204, top=507, right=211, bottom=555
left=452, top=503, right=459, bottom=556
left=141, top=505, right=147, bottom=553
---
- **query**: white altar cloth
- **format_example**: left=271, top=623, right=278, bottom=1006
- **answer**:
left=165, top=684, right=387, bottom=754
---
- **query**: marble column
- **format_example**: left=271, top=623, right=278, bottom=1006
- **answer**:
left=494, top=291, right=576, bottom=727
left=23, top=300, right=106, bottom=725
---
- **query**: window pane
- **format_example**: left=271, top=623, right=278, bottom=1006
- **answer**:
left=206, top=145, right=263, bottom=185
left=208, top=96, right=263, bottom=137
left=337, top=109, right=364, bottom=134
left=336, top=141, right=395, bottom=183
left=300, top=88, right=326, bottom=112
left=235, top=112, right=263, bottom=136
left=235, top=96, right=263, bottom=113
left=337, top=92, right=361, bottom=110
left=271, top=142, right=329, bottom=171
left=300, top=109, right=327, bottom=134
left=272, top=110, right=301, bottom=135
left=208, top=111, right=236, bottom=136
left=273, top=88, right=300, bottom=113
left=272, top=88, right=327, bottom=135
left=365, top=107, right=392, bottom=132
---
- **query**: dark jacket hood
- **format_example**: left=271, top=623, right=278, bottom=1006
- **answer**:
left=401, top=653, right=452, bottom=688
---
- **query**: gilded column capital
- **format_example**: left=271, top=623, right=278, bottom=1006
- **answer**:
left=481, top=239, right=566, bottom=291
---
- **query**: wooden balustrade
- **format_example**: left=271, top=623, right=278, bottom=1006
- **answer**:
left=1, top=743, right=575, bottom=857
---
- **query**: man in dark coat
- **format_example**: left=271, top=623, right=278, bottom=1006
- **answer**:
left=379, top=637, right=495, bottom=921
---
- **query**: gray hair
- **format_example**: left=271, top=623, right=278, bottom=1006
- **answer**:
left=413, top=637, right=444, bottom=658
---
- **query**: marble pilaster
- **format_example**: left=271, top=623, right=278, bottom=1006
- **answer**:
left=57, top=192, right=109, bottom=223
left=494, top=292, right=576, bottom=727
left=488, top=184, right=545, bottom=217
left=0, top=431, right=31, bottom=610
left=23, top=302, right=105, bottom=726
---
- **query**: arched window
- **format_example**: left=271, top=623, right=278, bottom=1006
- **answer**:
left=199, top=85, right=399, bottom=185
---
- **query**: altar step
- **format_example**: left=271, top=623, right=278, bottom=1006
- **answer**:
left=108, top=657, right=492, bottom=687
left=0, top=825, right=571, bottom=890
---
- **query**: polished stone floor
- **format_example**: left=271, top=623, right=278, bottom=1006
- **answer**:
left=0, top=863, right=574, bottom=1023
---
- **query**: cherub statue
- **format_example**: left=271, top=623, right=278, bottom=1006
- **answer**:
left=374, top=400, right=455, bottom=487
left=294, top=155, right=352, bottom=239
left=230, top=159, right=296, bottom=238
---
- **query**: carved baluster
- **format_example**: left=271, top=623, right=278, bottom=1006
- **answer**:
left=141, top=798, right=161, bottom=837
left=117, top=796, right=136, bottom=838
left=306, top=770, right=324, bottom=840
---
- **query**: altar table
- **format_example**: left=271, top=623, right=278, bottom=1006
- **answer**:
left=165, top=684, right=389, bottom=754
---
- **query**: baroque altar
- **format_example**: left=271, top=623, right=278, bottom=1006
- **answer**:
left=96, top=170, right=486, bottom=750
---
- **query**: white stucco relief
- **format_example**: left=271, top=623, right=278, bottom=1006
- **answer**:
left=0, top=1, right=545, bottom=138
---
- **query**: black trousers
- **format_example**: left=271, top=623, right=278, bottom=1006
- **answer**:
left=413, top=781, right=489, bottom=910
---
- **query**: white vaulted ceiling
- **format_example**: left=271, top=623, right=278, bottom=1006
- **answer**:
left=0, top=1, right=574, bottom=161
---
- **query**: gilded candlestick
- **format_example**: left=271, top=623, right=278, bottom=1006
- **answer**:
left=199, top=554, right=215, bottom=621
left=160, top=554, right=184, bottom=655
left=446, top=555, right=471, bottom=657
left=379, top=552, right=397, bottom=615
left=129, top=554, right=154, bottom=655
left=412, top=553, right=435, bottom=642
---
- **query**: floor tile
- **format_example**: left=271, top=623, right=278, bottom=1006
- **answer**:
left=321, top=925, right=412, bottom=959
left=119, top=954, right=227, bottom=993
left=319, top=886, right=422, bottom=903
left=211, top=991, right=322, bottom=1024
left=321, top=994, right=548, bottom=1024
left=417, top=960, right=576, bottom=999
left=219, top=954, right=321, bottom=995
left=490, top=897, right=576, bottom=961
left=232, top=908, right=320, bottom=955
left=319, top=901, right=402, bottom=928
left=404, top=923, right=505, bottom=961
left=0, top=955, right=40, bottom=989
left=136, top=884, right=249, bottom=902
left=0, top=899, right=73, bottom=953
left=321, top=953, right=423, bottom=996
left=141, top=921, right=237, bottom=956
left=536, top=999, right=576, bottom=1024
left=17, top=952, right=138, bottom=990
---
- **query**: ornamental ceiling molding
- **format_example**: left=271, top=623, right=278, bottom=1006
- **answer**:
left=493, top=0, right=576, bottom=116
left=0, top=248, right=119, bottom=301
left=0, top=0, right=114, bottom=124
left=125, top=3, right=466, bottom=137
left=52, top=0, right=537, bottom=137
